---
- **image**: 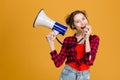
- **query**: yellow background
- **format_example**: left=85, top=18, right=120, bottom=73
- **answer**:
left=0, top=0, right=120, bottom=80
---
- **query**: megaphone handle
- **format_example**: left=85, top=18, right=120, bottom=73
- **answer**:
left=56, top=37, right=63, bottom=45
left=53, top=30, right=59, bottom=35
left=53, top=30, right=63, bottom=45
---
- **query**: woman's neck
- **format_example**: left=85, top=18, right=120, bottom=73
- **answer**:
left=76, top=31, right=83, bottom=37
left=75, top=31, right=85, bottom=44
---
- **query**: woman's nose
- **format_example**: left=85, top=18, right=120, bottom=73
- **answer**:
left=80, top=21, right=84, bottom=26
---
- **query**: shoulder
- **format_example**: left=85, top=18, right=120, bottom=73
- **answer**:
left=63, top=36, right=77, bottom=45
left=90, top=35, right=100, bottom=40
left=90, top=35, right=100, bottom=43
left=64, top=36, right=77, bottom=41
left=64, top=36, right=74, bottom=40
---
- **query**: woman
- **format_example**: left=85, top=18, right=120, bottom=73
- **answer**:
left=46, top=10, right=100, bottom=80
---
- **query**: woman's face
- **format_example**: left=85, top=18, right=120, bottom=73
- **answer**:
left=73, top=13, right=88, bottom=32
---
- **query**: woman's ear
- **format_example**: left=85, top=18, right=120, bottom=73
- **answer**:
left=72, top=25, right=74, bottom=29
left=72, top=24, right=76, bottom=29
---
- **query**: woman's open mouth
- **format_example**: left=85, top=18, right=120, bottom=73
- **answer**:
left=81, top=26, right=86, bottom=29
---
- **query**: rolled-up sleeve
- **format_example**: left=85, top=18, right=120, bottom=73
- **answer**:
left=84, top=35, right=100, bottom=65
left=50, top=38, right=68, bottom=67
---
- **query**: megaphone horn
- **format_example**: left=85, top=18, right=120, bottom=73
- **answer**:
left=33, top=9, right=67, bottom=35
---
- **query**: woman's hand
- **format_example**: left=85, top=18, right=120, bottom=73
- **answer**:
left=83, top=25, right=92, bottom=52
left=46, top=32, right=56, bottom=51
left=83, top=25, right=92, bottom=39
left=46, top=32, right=56, bottom=43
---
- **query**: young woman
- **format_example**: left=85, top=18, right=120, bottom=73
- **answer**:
left=46, top=10, right=100, bottom=80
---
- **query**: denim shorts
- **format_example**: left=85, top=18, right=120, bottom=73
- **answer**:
left=59, top=65, right=90, bottom=80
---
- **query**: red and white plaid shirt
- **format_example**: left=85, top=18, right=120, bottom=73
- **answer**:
left=50, top=35, right=100, bottom=67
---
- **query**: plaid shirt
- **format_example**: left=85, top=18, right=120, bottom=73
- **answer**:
left=50, top=35, right=100, bottom=67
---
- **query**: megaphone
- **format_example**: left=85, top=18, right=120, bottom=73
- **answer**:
left=33, top=9, right=67, bottom=35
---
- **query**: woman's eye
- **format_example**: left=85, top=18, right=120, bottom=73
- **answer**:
left=82, top=18, right=85, bottom=20
left=75, top=20, right=80, bottom=23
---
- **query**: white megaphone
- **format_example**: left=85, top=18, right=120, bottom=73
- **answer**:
left=33, top=9, right=67, bottom=35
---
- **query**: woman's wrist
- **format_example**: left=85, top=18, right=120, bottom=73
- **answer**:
left=85, top=34, right=90, bottom=39
left=49, top=42, right=55, bottom=51
left=85, top=36, right=91, bottom=52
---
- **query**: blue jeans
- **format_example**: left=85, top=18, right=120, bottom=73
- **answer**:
left=59, top=65, right=90, bottom=80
